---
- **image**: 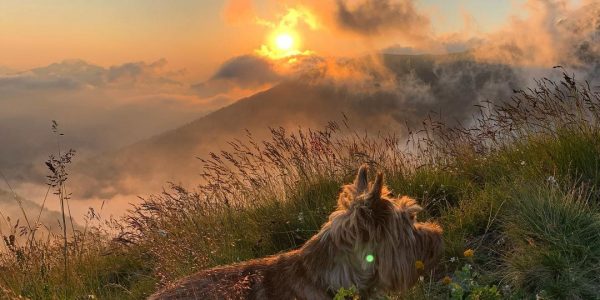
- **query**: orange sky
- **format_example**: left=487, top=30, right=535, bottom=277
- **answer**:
left=0, top=0, right=580, bottom=80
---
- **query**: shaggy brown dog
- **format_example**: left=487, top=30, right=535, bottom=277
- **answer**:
left=149, top=165, right=443, bottom=299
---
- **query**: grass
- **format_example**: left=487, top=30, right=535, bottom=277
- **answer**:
left=2, top=72, right=600, bottom=299
left=504, top=183, right=600, bottom=299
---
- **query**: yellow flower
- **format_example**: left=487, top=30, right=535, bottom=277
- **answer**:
left=415, top=260, right=425, bottom=270
left=464, top=249, right=475, bottom=258
left=442, top=276, right=452, bottom=285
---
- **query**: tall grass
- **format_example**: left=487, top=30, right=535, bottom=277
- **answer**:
left=1, top=72, right=600, bottom=299
left=1, top=123, right=152, bottom=299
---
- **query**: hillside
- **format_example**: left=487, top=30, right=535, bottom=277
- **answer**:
left=73, top=53, right=520, bottom=200
left=2, top=73, right=600, bottom=299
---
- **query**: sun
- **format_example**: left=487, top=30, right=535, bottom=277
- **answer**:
left=274, top=32, right=295, bottom=51
left=258, top=29, right=309, bottom=60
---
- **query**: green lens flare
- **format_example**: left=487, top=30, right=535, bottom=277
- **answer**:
left=365, top=254, right=374, bottom=263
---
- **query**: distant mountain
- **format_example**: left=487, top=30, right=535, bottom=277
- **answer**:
left=73, top=53, right=521, bottom=200
left=0, top=189, right=66, bottom=235
left=0, top=66, right=15, bottom=75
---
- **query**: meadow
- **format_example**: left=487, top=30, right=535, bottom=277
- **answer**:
left=2, top=71, right=600, bottom=299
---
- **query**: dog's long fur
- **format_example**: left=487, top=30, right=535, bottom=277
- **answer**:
left=149, top=165, right=443, bottom=299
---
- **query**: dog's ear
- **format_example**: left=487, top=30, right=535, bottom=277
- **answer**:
left=368, top=172, right=386, bottom=209
left=337, top=164, right=369, bottom=209
left=402, top=198, right=423, bottom=222
left=354, top=164, right=369, bottom=195
left=370, top=172, right=384, bottom=197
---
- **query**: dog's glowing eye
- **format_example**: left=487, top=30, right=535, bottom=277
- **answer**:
left=365, top=254, right=375, bottom=263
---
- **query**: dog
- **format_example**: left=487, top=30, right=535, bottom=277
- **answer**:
left=149, top=165, right=443, bottom=299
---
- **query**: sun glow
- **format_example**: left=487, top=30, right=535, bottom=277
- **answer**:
left=255, top=7, right=319, bottom=60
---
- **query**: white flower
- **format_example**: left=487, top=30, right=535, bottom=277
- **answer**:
left=547, top=176, right=556, bottom=184
left=297, top=212, right=304, bottom=222
left=520, top=160, right=526, bottom=166
left=450, top=257, right=457, bottom=262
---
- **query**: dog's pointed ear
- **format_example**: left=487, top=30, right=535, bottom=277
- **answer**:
left=402, top=197, right=423, bottom=221
left=368, top=172, right=390, bottom=215
left=354, top=164, right=369, bottom=195
left=406, top=204, right=422, bottom=219
left=368, top=172, right=384, bottom=202
left=337, top=164, right=369, bottom=209
left=371, top=172, right=384, bottom=196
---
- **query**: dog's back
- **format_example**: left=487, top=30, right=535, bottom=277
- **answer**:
left=149, top=251, right=332, bottom=300
left=149, top=260, right=268, bottom=300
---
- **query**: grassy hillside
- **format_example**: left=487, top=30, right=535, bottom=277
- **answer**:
left=2, top=72, right=600, bottom=299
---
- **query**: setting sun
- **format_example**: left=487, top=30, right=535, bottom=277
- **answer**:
left=258, top=30, right=306, bottom=60
left=275, top=33, right=294, bottom=51
left=255, top=7, right=319, bottom=60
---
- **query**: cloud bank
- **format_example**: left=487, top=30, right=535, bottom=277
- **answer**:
left=336, top=0, right=431, bottom=39
left=0, top=59, right=220, bottom=187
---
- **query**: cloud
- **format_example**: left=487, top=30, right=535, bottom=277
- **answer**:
left=335, top=0, right=431, bottom=41
left=212, top=55, right=280, bottom=85
left=106, top=58, right=183, bottom=88
left=193, top=55, right=281, bottom=97
left=0, top=74, right=80, bottom=91
left=0, top=59, right=185, bottom=93
left=472, top=0, right=600, bottom=76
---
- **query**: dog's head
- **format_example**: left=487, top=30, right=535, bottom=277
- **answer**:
left=330, top=164, right=443, bottom=292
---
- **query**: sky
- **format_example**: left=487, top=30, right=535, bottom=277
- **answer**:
left=0, top=0, right=524, bottom=80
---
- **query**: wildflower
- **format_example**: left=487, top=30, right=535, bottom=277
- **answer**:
left=442, top=276, right=452, bottom=285
left=297, top=212, right=304, bottom=222
left=449, top=256, right=457, bottom=263
left=415, top=260, right=425, bottom=270
left=520, top=160, right=526, bottom=166
left=547, top=176, right=556, bottom=184
left=464, top=249, right=474, bottom=258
